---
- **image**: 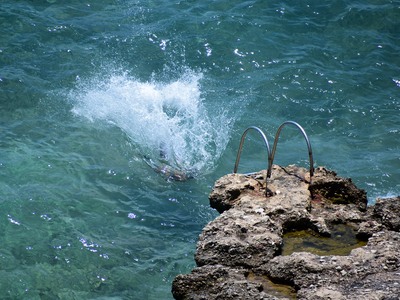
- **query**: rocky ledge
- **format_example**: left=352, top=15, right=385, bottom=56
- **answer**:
left=172, top=165, right=400, bottom=300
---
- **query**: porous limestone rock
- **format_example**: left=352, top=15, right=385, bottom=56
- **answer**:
left=172, top=165, right=400, bottom=300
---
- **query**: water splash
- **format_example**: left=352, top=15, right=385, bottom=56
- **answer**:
left=70, top=69, right=231, bottom=179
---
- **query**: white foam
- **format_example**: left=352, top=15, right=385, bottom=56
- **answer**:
left=71, top=69, right=231, bottom=176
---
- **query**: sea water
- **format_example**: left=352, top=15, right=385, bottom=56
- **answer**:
left=0, top=0, right=399, bottom=298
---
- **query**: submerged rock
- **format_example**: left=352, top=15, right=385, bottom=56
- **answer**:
left=172, top=165, right=400, bottom=299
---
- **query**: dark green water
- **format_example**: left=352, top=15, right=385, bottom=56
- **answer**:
left=282, top=224, right=368, bottom=256
left=0, top=0, right=399, bottom=298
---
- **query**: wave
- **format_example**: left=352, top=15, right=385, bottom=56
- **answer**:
left=70, top=68, right=232, bottom=179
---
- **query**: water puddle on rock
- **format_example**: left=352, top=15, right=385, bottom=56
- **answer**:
left=246, top=272, right=297, bottom=299
left=282, top=224, right=367, bottom=256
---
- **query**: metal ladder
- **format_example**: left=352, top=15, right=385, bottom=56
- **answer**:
left=233, top=121, right=314, bottom=195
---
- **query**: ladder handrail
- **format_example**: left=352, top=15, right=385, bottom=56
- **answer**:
left=269, top=121, right=314, bottom=178
left=233, top=121, right=314, bottom=197
left=233, top=126, right=271, bottom=174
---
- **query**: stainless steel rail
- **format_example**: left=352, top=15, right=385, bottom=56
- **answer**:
left=269, top=121, right=314, bottom=178
left=233, top=126, right=271, bottom=174
left=233, top=121, right=314, bottom=196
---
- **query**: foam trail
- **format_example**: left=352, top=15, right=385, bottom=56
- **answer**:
left=71, top=70, right=231, bottom=179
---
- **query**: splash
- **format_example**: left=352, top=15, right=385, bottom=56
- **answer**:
left=70, top=69, right=231, bottom=179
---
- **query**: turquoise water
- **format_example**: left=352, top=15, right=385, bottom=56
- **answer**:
left=0, top=0, right=399, bottom=298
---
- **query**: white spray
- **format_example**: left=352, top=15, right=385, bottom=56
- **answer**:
left=71, top=69, right=231, bottom=178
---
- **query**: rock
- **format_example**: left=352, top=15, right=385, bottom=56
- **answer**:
left=373, top=196, right=400, bottom=231
left=195, top=207, right=282, bottom=268
left=172, top=265, right=288, bottom=300
left=172, top=165, right=400, bottom=299
left=209, top=173, right=263, bottom=213
left=309, top=167, right=368, bottom=211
